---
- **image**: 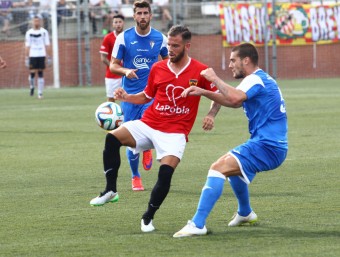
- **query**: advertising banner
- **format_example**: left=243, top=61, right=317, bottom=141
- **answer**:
left=220, top=2, right=340, bottom=46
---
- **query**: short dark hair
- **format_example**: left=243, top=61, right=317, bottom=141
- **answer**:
left=232, top=43, right=259, bottom=66
left=33, top=14, right=42, bottom=19
left=113, top=14, right=125, bottom=20
left=168, top=25, right=191, bottom=42
left=133, top=0, right=151, bottom=14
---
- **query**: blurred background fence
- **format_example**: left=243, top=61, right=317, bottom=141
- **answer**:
left=0, top=0, right=339, bottom=89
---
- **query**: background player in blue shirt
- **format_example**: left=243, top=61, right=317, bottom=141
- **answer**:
left=109, top=0, right=168, bottom=191
left=174, top=43, right=288, bottom=237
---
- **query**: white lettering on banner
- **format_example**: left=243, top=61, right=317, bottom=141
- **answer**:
left=335, top=6, right=340, bottom=39
left=224, top=7, right=235, bottom=43
left=310, top=8, right=319, bottom=41
left=223, top=5, right=268, bottom=44
left=319, top=7, right=328, bottom=40
left=241, top=7, right=251, bottom=42
left=327, top=8, right=335, bottom=39
left=248, top=5, right=256, bottom=40
left=222, top=3, right=340, bottom=45
left=311, top=6, right=339, bottom=41
left=235, top=10, right=242, bottom=42
left=261, top=7, right=271, bottom=42
left=249, top=5, right=262, bottom=42
left=256, top=7, right=263, bottom=42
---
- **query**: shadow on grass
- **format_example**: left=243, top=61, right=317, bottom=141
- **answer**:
left=171, top=189, right=303, bottom=198
left=207, top=225, right=340, bottom=239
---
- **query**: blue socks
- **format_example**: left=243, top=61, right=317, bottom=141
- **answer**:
left=228, top=176, right=252, bottom=217
left=192, top=170, right=226, bottom=229
left=126, top=148, right=140, bottom=178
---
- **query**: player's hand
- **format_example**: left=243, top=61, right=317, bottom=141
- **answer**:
left=181, top=86, right=204, bottom=97
left=25, top=57, right=29, bottom=68
left=46, top=56, right=52, bottom=67
left=125, top=69, right=138, bottom=79
left=201, top=68, right=218, bottom=82
left=202, top=115, right=215, bottom=131
left=114, top=87, right=128, bottom=101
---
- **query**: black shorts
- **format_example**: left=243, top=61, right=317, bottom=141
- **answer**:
left=29, top=57, right=46, bottom=70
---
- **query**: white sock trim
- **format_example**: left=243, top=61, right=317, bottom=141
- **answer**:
left=207, top=169, right=226, bottom=180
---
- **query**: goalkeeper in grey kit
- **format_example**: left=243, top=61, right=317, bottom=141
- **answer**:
left=25, top=15, right=51, bottom=99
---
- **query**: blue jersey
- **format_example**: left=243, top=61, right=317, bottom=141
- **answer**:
left=112, top=27, right=168, bottom=94
left=237, top=69, right=288, bottom=149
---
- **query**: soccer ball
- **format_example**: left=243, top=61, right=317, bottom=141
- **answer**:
left=95, top=102, right=124, bottom=131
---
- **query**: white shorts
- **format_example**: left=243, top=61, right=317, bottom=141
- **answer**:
left=105, top=77, right=122, bottom=98
left=122, top=120, right=186, bottom=161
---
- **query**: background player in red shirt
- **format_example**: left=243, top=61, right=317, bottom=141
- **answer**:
left=90, top=25, right=222, bottom=233
left=99, top=14, right=125, bottom=102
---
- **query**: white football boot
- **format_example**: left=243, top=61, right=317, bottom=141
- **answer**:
left=90, top=191, right=119, bottom=206
left=173, top=220, right=207, bottom=238
left=228, top=211, right=258, bottom=227
left=141, top=219, right=155, bottom=233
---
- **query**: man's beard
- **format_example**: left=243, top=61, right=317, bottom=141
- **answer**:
left=170, top=48, right=185, bottom=63
left=233, top=63, right=245, bottom=79
left=137, top=20, right=150, bottom=31
left=234, top=70, right=245, bottom=79
left=116, top=27, right=123, bottom=34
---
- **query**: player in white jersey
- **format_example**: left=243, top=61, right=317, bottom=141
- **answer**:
left=25, top=15, right=51, bottom=99
left=174, top=43, right=288, bottom=237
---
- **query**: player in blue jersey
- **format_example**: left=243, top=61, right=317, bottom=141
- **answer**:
left=108, top=0, right=168, bottom=191
left=173, top=43, right=288, bottom=237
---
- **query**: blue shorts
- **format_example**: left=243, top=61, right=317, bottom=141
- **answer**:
left=230, top=140, right=288, bottom=184
left=121, top=101, right=153, bottom=122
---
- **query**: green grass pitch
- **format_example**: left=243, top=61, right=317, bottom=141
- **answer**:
left=0, top=78, right=339, bottom=257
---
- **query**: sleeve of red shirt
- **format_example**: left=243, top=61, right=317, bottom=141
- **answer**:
left=100, top=36, right=109, bottom=54
left=201, top=70, right=218, bottom=93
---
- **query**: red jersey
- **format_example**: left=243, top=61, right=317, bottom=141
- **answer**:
left=99, top=32, right=121, bottom=79
left=142, top=58, right=218, bottom=138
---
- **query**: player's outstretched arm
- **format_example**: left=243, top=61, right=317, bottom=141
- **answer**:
left=200, top=68, right=246, bottom=108
left=114, top=88, right=151, bottom=104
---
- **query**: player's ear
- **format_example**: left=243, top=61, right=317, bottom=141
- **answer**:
left=243, top=56, right=250, bottom=65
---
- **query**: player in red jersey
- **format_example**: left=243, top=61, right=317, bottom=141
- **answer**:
left=99, top=14, right=125, bottom=102
left=90, top=25, right=222, bottom=233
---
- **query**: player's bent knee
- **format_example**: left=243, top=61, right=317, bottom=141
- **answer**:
left=105, top=133, right=122, bottom=152
left=111, top=126, right=136, bottom=147
left=210, top=153, right=240, bottom=176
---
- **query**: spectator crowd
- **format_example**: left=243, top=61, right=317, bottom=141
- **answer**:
left=1, top=0, right=174, bottom=37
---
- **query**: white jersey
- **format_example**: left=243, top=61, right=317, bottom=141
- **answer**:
left=25, top=28, right=50, bottom=57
